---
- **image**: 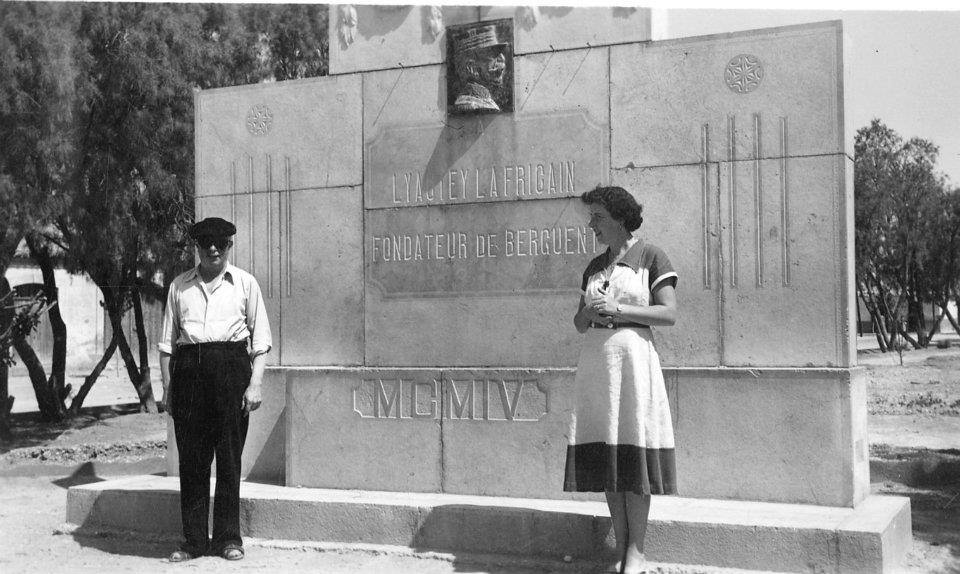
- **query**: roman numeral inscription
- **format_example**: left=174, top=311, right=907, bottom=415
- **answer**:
left=352, top=377, right=548, bottom=422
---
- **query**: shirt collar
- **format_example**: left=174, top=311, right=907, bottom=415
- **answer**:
left=186, top=263, right=235, bottom=283
left=603, top=238, right=645, bottom=272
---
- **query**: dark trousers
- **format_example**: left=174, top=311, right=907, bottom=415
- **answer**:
left=171, top=341, right=251, bottom=555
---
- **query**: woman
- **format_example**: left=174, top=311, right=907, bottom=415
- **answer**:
left=564, top=186, right=678, bottom=574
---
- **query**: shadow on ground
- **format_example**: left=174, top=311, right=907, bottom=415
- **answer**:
left=873, top=445, right=960, bottom=574
left=0, top=404, right=145, bottom=454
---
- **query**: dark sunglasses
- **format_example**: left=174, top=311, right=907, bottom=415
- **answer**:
left=194, top=235, right=231, bottom=250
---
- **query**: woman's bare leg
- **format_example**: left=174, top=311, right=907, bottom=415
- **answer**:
left=623, top=493, right=651, bottom=573
left=604, top=491, right=628, bottom=572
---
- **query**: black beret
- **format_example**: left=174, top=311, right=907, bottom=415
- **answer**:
left=190, top=217, right=236, bottom=238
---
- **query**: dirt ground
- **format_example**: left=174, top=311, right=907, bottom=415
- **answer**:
left=1, top=341, right=959, bottom=573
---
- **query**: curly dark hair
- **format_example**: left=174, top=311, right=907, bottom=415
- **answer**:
left=580, top=186, right=644, bottom=231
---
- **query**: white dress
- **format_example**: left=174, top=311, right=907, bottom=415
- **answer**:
left=563, top=240, right=678, bottom=495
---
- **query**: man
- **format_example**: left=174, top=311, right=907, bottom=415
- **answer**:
left=159, top=217, right=272, bottom=562
left=451, top=24, right=509, bottom=113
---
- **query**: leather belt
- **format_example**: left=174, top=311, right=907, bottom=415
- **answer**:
left=176, top=340, right=248, bottom=351
left=589, top=321, right=648, bottom=330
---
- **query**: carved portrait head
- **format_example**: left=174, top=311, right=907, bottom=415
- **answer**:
left=447, top=20, right=514, bottom=115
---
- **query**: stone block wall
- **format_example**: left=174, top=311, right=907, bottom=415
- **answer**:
left=191, top=10, right=863, bottom=506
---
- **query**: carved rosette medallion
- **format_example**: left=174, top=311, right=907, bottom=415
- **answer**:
left=245, top=104, right=273, bottom=136
left=724, top=54, right=764, bottom=94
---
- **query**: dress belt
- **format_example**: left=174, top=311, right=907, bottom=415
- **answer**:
left=589, top=321, right=649, bottom=330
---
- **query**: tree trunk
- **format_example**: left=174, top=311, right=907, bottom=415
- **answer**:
left=857, top=280, right=889, bottom=352
left=69, top=333, right=119, bottom=415
left=12, top=338, right=64, bottom=421
left=104, top=290, right=157, bottom=414
left=908, top=296, right=927, bottom=348
left=0, top=362, right=11, bottom=440
left=946, top=297, right=960, bottom=336
left=28, top=236, right=69, bottom=404
left=131, top=288, right=156, bottom=413
left=0, top=278, right=12, bottom=439
left=899, top=327, right=920, bottom=350
left=926, top=303, right=947, bottom=346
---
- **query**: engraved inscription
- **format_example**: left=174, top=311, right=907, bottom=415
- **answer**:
left=352, top=377, right=547, bottom=422
left=389, top=161, right=576, bottom=206
left=724, top=54, right=763, bottom=94
left=370, top=226, right=598, bottom=263
left=365, top=112, right=607, bottom=210
left=246, top=103, right=273, bottom=136
left=366, top=200, right=600, bottom=299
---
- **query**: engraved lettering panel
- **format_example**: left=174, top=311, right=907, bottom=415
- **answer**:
left=366, top=199, right=599, bottom=299
left=364, top=112, right=606, bottom=209
left=352, top=377, right=441, bottom=420
left=350, top=375, right=548, bottom=423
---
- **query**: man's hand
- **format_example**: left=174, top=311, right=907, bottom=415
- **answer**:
left=242, top=381, right=262, bottom=415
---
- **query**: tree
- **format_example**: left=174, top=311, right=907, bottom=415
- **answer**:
left=854, top=119, right=953, bottom=350
left=56, top=3, right=207, bottom=414
left=0, top=1, right=78, bottom=423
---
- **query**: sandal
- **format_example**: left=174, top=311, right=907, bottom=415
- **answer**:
left=221, top=544, right=244, bottom=561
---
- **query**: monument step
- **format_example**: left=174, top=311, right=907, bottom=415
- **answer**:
left=66, top=476, right=911, bottom=574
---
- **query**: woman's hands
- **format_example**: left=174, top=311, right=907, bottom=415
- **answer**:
left=585, top=291, right=617, bottom=320
left=576, top=291, right=617, bottom=333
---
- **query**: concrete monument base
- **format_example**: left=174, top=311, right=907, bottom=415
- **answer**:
left=66, top=476, right=910, bottom=573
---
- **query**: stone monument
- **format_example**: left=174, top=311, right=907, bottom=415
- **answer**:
left=68, top=6, right=911, bottom=572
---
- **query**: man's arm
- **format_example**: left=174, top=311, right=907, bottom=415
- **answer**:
left=242, top=352, right=266, bottom=414
left=160, top=351, right=172, bottom=413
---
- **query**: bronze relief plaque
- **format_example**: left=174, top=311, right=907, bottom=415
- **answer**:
left=446, top=19, right=514, bottom=115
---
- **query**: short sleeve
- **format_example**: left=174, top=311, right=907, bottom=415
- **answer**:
left=648, top=246, right=678, bottom=292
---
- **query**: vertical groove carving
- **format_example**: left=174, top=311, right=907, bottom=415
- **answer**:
left=727, top=115, right=738, bottom=288
left=247, top=156, right=254, bottom=274
left=701, top=123, right=711, bottom=290
left=230, top=161, right=238, bottom=267
left=267, top=155, right=274, bottom=299
left=780, top=117, right=791, bottom=287
left=754, top=113, right=763, bottom=288
left=285, top=157, right=293, bottom=297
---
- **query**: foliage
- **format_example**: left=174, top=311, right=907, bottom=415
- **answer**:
left=855, top=119, right=960, bottom=350
left=0, top=291, right=49, bottom=367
